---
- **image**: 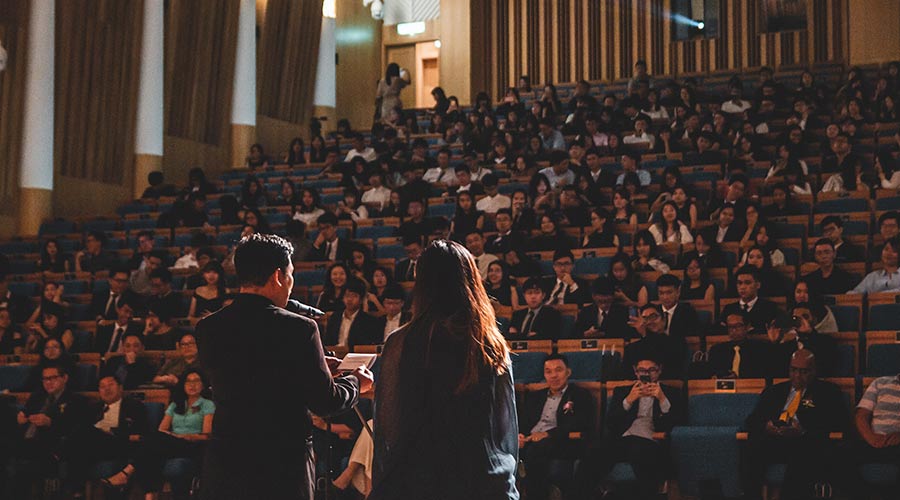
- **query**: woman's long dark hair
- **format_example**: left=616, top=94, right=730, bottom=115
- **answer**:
left=406, top=240, right=510, bottom=394
left=172, top=368, right=207, bottom=415
left=287, top=137, right=306, bottom=164
left=385, top=63, right=400, bottom=85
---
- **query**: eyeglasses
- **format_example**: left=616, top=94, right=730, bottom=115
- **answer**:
left=634, top=368, right=660, bottom=375
left=641, top=313, right=660, bottom=320
left=553, top=261, right=574, bottom=267
left=179, top=341, right=196, bottom=347
left=726, top=324, right=746, bottom=331
left=42, top=375, right=63, bottom=382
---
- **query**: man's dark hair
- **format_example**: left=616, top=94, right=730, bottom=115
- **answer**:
left=88, top=231, right=107, bottom=245
left=591, top=276, right=615, bottom=296
left=147, top=302, right=174, bottom=323
left=735, top=264, right=760, bottom=283
left=43, top=364, right=68, bottom=377
left=454, top=165, right=469, bottom=174
left=728, top=174, right=749, bottom=187
left=382, top=285, right=406, bottom=301
left=544, top=353, right=569, bottom=367
left=522, top=277, right=544, bottom=293
left=344, top=278, right=368, bottom=297
left=317, top=212, right=339, bottom=227
left=879, top=211, right=900, bottom=227
left=550, top=150, right=569, bottom=164
left=148, top=171, right=164, bottom=186
left=552, top=248, right=575, bottom=263
left=623, top=151, right=642, bottom=163
left=149, top=267, right=172, bottom=283
left=813, top=238, right=835, bottom=250
left=465, top=228, right=484, bottom=238
left=109, top=264, right=131, bottom=278
left=656, top=274, right=681, bottom=289
left=136, top=230, right=154, bottom=241
left=724, top=310, right=750, bottom=325
left=496, top=208, right=512, bottom=218
left=640, top=303, right=661, bottom=314
left=402, top=236, right=423, bottom=248
left=233, top=234, right=294, bottom=287
left=820, top=215, right=843, bottom=230
left=481, top=173, right=499, bottom=187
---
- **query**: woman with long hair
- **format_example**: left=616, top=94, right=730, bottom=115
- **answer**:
left=484, top=260, right=520, bottom=309
left=38, top=238, right=70, bottom=273
left=371, top=240, right=518, bottom=499
left=376, top=62, right=409, bottom=120
left=284, top=137, right=307, bottom=166
left=680, top=256, right=716, bottom=302
left=648, top=201, right=693, bottom=245
left=188, top=261, right=227, bottom=321
left=309, top=135, right=328, bottom=163
left=607, top=253, right=648, bottom=307
left=317, top=262, right=350, bottom=313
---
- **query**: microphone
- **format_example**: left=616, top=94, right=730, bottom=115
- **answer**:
left=286, top=299, right=325, bottom=318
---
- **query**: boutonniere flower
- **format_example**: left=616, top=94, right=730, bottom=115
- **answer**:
left=563, top=401, right=575, bottom=414
left=59, top=403, right=67, bottom=414
left=800, top=399, right=815, bottom=409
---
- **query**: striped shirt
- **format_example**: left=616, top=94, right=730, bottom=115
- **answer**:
left=857, top=375, right=900, bottom=434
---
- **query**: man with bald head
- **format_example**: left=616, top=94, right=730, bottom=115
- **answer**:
left=743, top=350, right=849, bottom=500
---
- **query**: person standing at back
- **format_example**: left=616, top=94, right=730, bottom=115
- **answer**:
left=197, top=234, right=373, bottom=499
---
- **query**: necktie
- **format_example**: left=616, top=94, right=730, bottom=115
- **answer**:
left=521, top=310, right=535, bottom=336
left=325, top=241, right=333, bottom=260
left=549, top=283, right=567, bottom=304
left=741, top=302, right=749, bottom=312
left=731, top=345, right=742, bottom=377
left=663, top=311, right=671, bottom=334
left=25, top=395, right=56, bottom=439
left=779, top=390, right=803, bottom=422
left=105, top=293, right=118, bottom=317
left=596, top=310, right=605, bottom=330
left=110, top=326, right=125, bottom=353
left=406, top=260, right=416, bottom=281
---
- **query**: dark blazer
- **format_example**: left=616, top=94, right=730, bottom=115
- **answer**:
left=307, top=237, right=354, bottom=263
left=323, top=309, right=382, bottom=348
left=149, top=292, right=186, bottom=320
left=541, top=276, right=592, bottom=306
left=519, top=384, right=595, bottom=458
left=701, top=223, right=744, bottom=244
left=720, top=299, right=782, bottom=334
left=801, top=268, right=856, bottom=295
left=394, top=258, right=417, bottom=282
left=835, top=241, right=864, bottom=263
left=663, top=302, right=700, bottom=340
left=508, top=306, right=563, bottom=341
left=86, top=395, right=149, bottom=437
left=89, top=291, right=124, bottom=321
left=623, top=333, right=687, bottom=380
left=100, top=356, right=158, bottom=390
left=708, top=339, right=771, bottom=378
left=511, top=207, right=537, bottom=232
left=574, top=304, right=631, bottom=339
left=93, top=322, right=143, bottom=354
left=606, top=384, right=684, bottom=437
left=196, top=293, right=359, bottom=500
left=485, top=231, right=527, bottom=255
left=746, top=379, right=849, bottom=438
left=21, top=388, right=90, bottom=444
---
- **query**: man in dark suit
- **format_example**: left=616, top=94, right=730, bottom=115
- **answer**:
left=720, top=265, right=783, bottom=334
left=577, top=353, right=684, bottom=500
left=519, top=354, right=595, bottom=500
left=765, top=303, right=840, bottom=378
left=196, top=234, right=372, bottom=500
left=395, top=199, right=433, bottom=244
left=148, top=267, right=186, bottom=319
left=579, top=148, right=617, bottom=206
left=89, top=266, right=133, bottom=322
left=656, top=274, right=700, bottom=340
left=802, top=238, right=856, bottom=295
left=323, top=279, right=382, bottom=348
left=100, top=333, right=158, bottom=389
left=707, top=174, right=749, bottom=221
left=376, top=286, right=410, bottom=343
left=623, top=304, right=687, bottom=380
left=7, top=365, right=90, bottom=498
left=743, top=350, right=849, bottom=500
left=542, top=249, right=591, bottom=306
left=574, top=277, right=631, bottom=338
left=485, top=208, right=526, bottom=255
left=308, top=212, right=354, bottom=263
left=93, top=294, right=143, bottom=355
left=446, top=165, right=485, bottom=198
left=394, top=237, right=423, bottom=282
left=818, top=216, right=864, bottom=263
left=508, top=278, right=563, bottom=341
left=65, top=374, right=149, bottom=490
left=709, top=311, right=771, bottom=378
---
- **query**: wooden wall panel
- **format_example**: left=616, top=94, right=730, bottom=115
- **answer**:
left=481, top=0, right=846, bottom=98
left=0, top=0, right=28, bottom=215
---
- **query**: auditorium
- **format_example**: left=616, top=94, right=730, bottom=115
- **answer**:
left=1, top=0, right=900, bottom=498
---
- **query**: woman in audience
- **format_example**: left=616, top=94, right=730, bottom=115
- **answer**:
left=509, top=155, right=536, bottom=179
left=292, top=188, right=326, bottom=226
left=782, top=165, right=814, bottom=196
left=679, top=86, right=702, bottom=114
left=484, top=260, right=519, bottom=309
left=38, top=238, right=70, bottom=273
left=608, top=253, right=648, bottom=307
left=430, top=86, right=450, bottom=116
left=347, top=245, right=377, bottom=286
left=183, top=167, right=217, bottom=197
left=239, top=175, right=267, bottom=210
left=308, top=135, right=328, bottom=163
left=766, top=143, right=810, bottom=180
left=648, top=200, right=693, bottom=245
left=670, top=185, right=698, bottom=229
left=503, top=248, right=542, bottom=279
left=612, top=188, right=639, bottom=227
left=528, top=173, right=555, bottom=213
left=795, top=69, right=827, bottom=108
left=284, top=137, right=306, bottom=167
left=450, top=191, right=485, bottom=241
left=876, top=94, right=897, bottom=123
left=0, top=307, right=23, bottom=355
left=649, top=166, right=684, bottom=213
left=738, top=202, right=764, bottom=251
left=528, top=214, right=573, bottom=251
left=336, top=188, right=369, bottom=223
left=188, top=261, right=227, bottom=321
left=26, top=337, right=76, bottom=390
left=874, top=151, right=900, bottom=190
left=762, top=183, right=803, bottom=217
left=104, top=369, right=214, bottom=497
left=509, top=189, right=536, bottom=232
left=217, top=195, right=242, bottom=226
left=379, top=189, right=404, bottom=218
left=604, top=133, right=629, bottom=157
left=274, top=179, right=299, bottom=206
left=583, top=207, right=619, bottom=248
left=25, top=281, right=69, bottom=331
left=540, top=83, right=563, bottom=117
left=792, top=279, right=839, bottom=334
left=376, top=63, right=409, bottom=120
left=680, top=230, right=726, bottom=269
left=739, top=222, right=785, bottom=267
left=821, top=157, right=869, bottom=193
left=365, top=266, right=396, bottom=314
left=642, top=88, right=669, bottom=120
left=653, top=127, right=680, bottom=155
left=24, top=301, right=73, bottom=353
left=242, top=208, right=272, bottom=234
left=245, top=143, right=270, bottom=170
left=680, top=256, right=716, bottom=302
left=524, top=134, right=548, bottom=163
left=631, top=229, right=671, bottom=273
left=317, top=262, right=349, bottom=313
left=737, top=244, right=788, bottom=297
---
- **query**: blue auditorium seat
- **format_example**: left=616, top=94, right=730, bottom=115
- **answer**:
left=563, top=351, right=604, bottom=382
left=295, top=269, right=327, bottom=287
left=8, top=282, right=39, bottom=297
left=0, top=365, right=32, bottom=392
left=830, top=305, right=860, bottom=331
left=867, top=344, right=900, bottom=376
left=813, top=198, right=869, bottom=214
left=510, top=351, right=547, bottom=384
left=869, top=304, right=900, bottom=330
left=574, top=257, right=612, bottom=275
left=40, top=220, right=76, bottom=236
left=375, top=243, right=405, bottom=261
left=356, top=225, right=398, bottom=240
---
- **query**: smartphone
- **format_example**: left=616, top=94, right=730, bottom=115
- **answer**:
left=639, top=374, right=651, bottom=384
left=791, top=315, right=802, bottom=328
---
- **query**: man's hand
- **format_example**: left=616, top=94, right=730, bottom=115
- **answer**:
left=518, top=433, right=527, bottom=449
left=28, top=414, right=52, bottom=427
left=124, top=350, right=137, bottom=365
left=560, top=273, right=575, bottom=287
left=529, top=431, right=549, bottom=442
left=583, top=326, right=598, bottom=338
left=324, top=356, right=342, bottom=375
left=16, top=411, right=27, bottom=425
left=645, top=382, right=667, bottom=404
left=352, top=366, right=375, bottom=394
left=625, top=382, right=644, bottom=405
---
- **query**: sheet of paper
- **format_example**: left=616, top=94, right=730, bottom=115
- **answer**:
left=337, top=353, right=377, bottom=372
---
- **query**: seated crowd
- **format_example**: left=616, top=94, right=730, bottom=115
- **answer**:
left=1, top=60, right=900, bottom=498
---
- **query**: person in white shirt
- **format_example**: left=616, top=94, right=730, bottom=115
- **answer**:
left=538, top=151, right=576, bottom=190
left=423, top=148, right=453, bottom=184
left=721, top=86, right=752, bottom=114
left=361, top=172, right=392, bottom=212
left=623, top=116, right=656, bottom=149
left=378, top=287, right=407, bottom=342
left=464, top=230, right=498, bottom=279
left=344, top=134, right=377, bottom=163
left=616, top=152, right=652, bottom=187
left=475, top=174, right=511, bottom=214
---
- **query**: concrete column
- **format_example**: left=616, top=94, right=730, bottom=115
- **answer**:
left=230, top=0, right=256, bottom=168
left=134, top=0, right=165, bottom=199
left=18, top=0, right=54, bottom=236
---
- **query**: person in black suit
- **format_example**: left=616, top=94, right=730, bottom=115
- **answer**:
left=802, top=238, right=856, bottom=295
left=580, top=148, right=618, bottom=205
left=708, top=311, right=771, bottom=378
left=147, top=267, right=186, bottom=319
left=764, top=303, right=840, bottom=378
left=89, top=267, right=133, bottom=322
left=656, top=274, right=700, bottom=340
left=445, top=165, right=485, bottom=198
left=707, top=175, right=749, bottom=221
left=66, top=375, right=149, bottom=491
left=323, top=279, right=382, bottom=348
left=508, top=278, right=563, bottom=341
left=623, top=304, right=687, bottom=380
left=394, top=237, right=423, bottom=283
left=819, top=216, right=864, bottom=263
left=519, top=354, right=596, bottom=500
left=576, top=353, right=684, bottom=500
left=100, top=333, right=158, bottom=389
left=376, top=286, right=410, bottom=343
left=542, top=249, right=591, bottom=306
left=93, top=295, right=143, bottom=355
left=485, top=208, right=526, bottom=255
left=196, top=234, right=372, bottom=500
left=743, top=350, right=849, bottom=500
left=720, top=265, right=783, bottom=335
left=574, top=277, right=631, bottom=339
left=308, top=212, right=354, bottom=263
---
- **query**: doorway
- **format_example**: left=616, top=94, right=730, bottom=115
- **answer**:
left=385, top=40, right=440, bottom=110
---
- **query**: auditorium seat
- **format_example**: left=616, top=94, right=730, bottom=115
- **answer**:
left=510, top=351, right=548, bottom=384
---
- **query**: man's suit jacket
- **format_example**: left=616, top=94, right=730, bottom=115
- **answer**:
left=100, top=356, right=158, bottom=390
left=574, top=304, right=631, bottom=339
left=701, top=223, right=744, bottom=244
left=21, top=388, right=90, bottom=444
left=508, top=306, right=563, bottom=341
left=577, top=167, right=617, bottom=205
left=835, top=241, right=864, bottom=263
left=606, top=384, right=684, bottom=438
left=149, top=292, right=186, bottom=320
left=519, top=384, right=595, bottom=458
left=623, top=333, right=687, bottom=380
left=541, top=276, right=592, bottom=306
left=93, top=322, right=144, bottom=354
left=196, top=293, right=359, bottom=500
left=720, top=299, right=782, bottom=334
left=89, top=291, right=124, bottom=321
left=307, top=237, right=355, bottom=263
left=85, top=395, right=149, bottom=437
left=323, top=309, right=382, bottom=348
left=708, top=339, right=771, bottom=378
left=394, top=258, right=417, bottom=282
left=745, top=379, right=849, bottom=438
left=485, top=231, right=527, bottom=255
left=663, top=302, right=700, bottom=340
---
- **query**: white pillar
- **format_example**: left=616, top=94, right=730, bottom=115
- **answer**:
left=134, top=0, right=165, bottom=198
left=314, top=17, right=336, bottom=108
left=18, top=0, right=54, bottom=236
left=231, top=0, right=256, bottom=167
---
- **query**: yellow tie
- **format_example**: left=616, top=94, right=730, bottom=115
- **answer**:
left=731, top=345, right=741, bottom=377
left=779, top=390, right=803, bottom=422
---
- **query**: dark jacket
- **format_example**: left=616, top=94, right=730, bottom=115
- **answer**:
left=746, top=379, right=849, bottom=438
left=606, top=384, right=684, bottom=438
left=323, top=309, right=382, bottom=348
left=708, top=339, right=772, bottom=379
left=541, top=276, right=592, bottom=306
left=21, top=388, right=90, bottom=444
left=662, top=302, right=700, bottom=340
left=623, top=333, right=687, bottom=380
left=93, top=322, right=144, bottom=354
left=519, top=384, right=595, bottom=457
left=89, top=291, right=124, bottom=321
left=85, top=394, right=149, bottom=437
left=394, top=258, right=418, bottom=282
left=307, top=237, right=355, bottom=263
left=508, top=306, right=563, bottom=341
left=100, top=355, right=158, bottom=390
left=574, top=304, right=631, bottom=339
left=720, top=299, right=782, bottom=335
